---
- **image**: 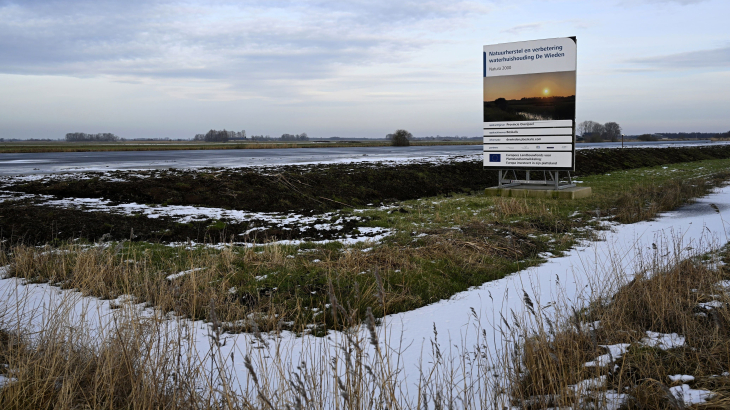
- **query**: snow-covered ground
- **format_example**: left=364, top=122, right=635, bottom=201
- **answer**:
left=2, top=186, right=730, bottom=407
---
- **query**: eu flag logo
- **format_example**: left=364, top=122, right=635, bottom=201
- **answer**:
left=489, top=154, right=501, bottom=162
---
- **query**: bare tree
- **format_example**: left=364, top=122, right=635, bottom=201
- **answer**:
left=578, top=121, right=606, bottom=142
left=604, top=122, right=622, bottom=142
left=577, top=121, right=593, bottom=137
left=204, top=129, right=229, bottom=142
left=578, top=121, right=603, bottom=138
left=389, top=129, right=412, bottom=146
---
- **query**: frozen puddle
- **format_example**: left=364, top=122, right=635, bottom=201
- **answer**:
left=0, top=152, right=483, bottom=176
left=2, top=186, right=730, bottom=405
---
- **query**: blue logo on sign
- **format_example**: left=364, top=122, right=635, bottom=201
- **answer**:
left=489, top=154, right=501, bottom=162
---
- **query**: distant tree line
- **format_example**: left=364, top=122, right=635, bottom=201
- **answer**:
left=249, top=134, right=271, bottom=141
left=193, top=130, right=247, bottom=142
left=0, top=138, right=55, bottom=142
left=383, top=133, right=481, bottom=141
left=192, top=130, right=310, bottom=142
left=652, top=132, right=729, bottom=139
left=635, top=131, right=730, bottom=141
left=251, top=133, right=308, bottom=141
left=577, top=121, right=622, bottom=142
left=65, top=133, right=120, bottom=142
left=280, top=133, right=309, bottom=141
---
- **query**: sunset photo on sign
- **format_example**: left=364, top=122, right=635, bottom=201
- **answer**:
left=483, top=71, right=576, bottom=122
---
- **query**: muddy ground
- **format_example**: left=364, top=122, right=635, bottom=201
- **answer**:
left=0, top=200, right=371, bottom=245
left=3, top=145, right=730, bottom=245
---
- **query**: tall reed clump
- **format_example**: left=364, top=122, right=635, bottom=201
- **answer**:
left=613, top=173, right=730, bottom=224
left=0, top=296, right=217, bottom=409
left=498, top=241, right=730, bottom=409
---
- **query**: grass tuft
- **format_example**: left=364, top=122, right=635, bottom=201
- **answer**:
left=502, top=244, right=730, bottom=409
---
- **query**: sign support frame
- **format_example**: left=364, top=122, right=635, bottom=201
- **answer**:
left=497, top=169, right=576, bottom=190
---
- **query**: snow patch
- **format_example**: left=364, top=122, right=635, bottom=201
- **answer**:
left=0, top=374, right=17, bottom=388
left=166, top=267, right=206, bottom=281
left=699, top=300, right=724, bottom=309
left=669, top=384, right=713, bottom=405
left=642, top=331, right=685, bottom=350
left=584, top=343, right=630, bottom=367
left=668, top=374, right=695, bottom=383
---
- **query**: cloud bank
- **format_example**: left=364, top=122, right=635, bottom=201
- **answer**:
left=627, top=45, right=730, bottom=69
left=0, top=0, right=489, bottom=100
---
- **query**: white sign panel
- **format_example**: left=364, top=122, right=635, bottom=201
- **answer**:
left=484, top=136, right=574, bottom=144
left=483, top=37, right=577, bottom=170
left=484, top=128, right=572, bottom=136
left=484, top=37, right=576, bottom=77
left=485, top=144, right=572, bottom=152
left=485, top=120, right=573, bottom=129
left=484, top=152, right=574, bottom=168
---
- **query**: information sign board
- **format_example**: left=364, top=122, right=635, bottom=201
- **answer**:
left=483, top=37, right=577, bottom=170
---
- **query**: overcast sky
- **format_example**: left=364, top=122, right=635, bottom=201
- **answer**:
left=1, top=0, right=727, bottom=139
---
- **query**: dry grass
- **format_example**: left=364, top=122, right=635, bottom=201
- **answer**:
left=3, top=227, right=547, bottom=334
left=0, top=297, right=217, bottom=409
left=613, top=176, right=728, bottom=224
left=9, top=244, right=257, bottom=328
left=501, top=243, right=730, bottom=409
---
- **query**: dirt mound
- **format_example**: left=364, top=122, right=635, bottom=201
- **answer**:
left=575, top=145, right=730, bottom=175
left=8, top=162, right=493, bottom=213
